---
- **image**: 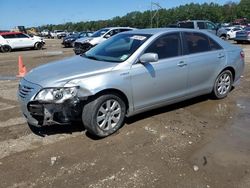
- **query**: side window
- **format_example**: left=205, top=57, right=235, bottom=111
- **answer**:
left=197, top=22, right=205, bottom=29
left=2, top=34, right=15, bottom=39
left=206, top=22, right=216, bottom=30
left=15, top=33, right=29, bottom=38
left=108, top=29, right=119, bottom=37
left=120, top=29, right=131, bottom=32
left=208, top=37, right=222, bottom=51
left=183, top=32, right=211, bottom=54
left=144, top=32, right=181, bottom=59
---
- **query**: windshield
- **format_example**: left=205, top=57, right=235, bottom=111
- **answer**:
left=91, top=29, right=109, bottom=37
left=245, top=27, right=250, bottom=31
left=84, top=33, right=151, bottom=63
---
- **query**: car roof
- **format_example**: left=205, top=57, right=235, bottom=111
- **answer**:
left=124, top=28, right=210, bottom=35
left=0, top=31, right=23, bottom=36
left=103, top=27, right=135, bottom=30
left=178, top=20, right=210, bottom=23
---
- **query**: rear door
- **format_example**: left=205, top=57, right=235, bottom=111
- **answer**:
left=130, top=32, right=188, bottom=110
left=182, top=31, right=226, bottom=94
left=15, top=33, right=33, bottom=48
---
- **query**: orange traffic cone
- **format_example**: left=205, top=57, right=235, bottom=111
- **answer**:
left=16, top=55, right=27, bottom=77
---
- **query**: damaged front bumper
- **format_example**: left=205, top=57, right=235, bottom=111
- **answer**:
left=18, top=78, right=83, bottom=127
left=27, top=98, right=82, bottom=126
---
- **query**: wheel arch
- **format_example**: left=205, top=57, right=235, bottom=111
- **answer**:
left=220, top=66, right=235, bottom=81
left=94, top=88, right=129, bottom=112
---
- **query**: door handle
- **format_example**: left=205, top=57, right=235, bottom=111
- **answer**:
left=218, top=54, right=225, bottom=58
left=177, top=61, right=187, bottom=67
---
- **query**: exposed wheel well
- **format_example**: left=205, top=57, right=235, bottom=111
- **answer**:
left=94, top=89, right=129, bottom=111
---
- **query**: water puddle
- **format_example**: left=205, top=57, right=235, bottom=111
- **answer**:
left=189, top=97, right=250, bottom=185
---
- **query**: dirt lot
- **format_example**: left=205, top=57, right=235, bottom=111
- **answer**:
left=0, top=39, right=250, bottom=188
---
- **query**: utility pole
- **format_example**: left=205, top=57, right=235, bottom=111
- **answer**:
left=150, top=1, right=163, bottom=28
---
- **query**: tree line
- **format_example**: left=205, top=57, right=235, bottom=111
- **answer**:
left=38, top=0, right=249, bottom=32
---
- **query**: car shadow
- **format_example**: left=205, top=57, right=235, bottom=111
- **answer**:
left=29, top=94, right=211, bottom=138
left=125, top=94, right=210, bottom=125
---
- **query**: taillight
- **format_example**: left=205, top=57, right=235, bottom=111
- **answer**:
left=240, top=50, right=245, bottom=60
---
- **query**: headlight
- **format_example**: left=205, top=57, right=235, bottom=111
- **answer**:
left=65, top=38, right=73, bottom=42
left=83, top=39, right=92, bottom=43
left=35, top=87, right=78, bottom=103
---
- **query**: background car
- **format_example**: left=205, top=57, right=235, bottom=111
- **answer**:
left=18, top=28, right=244, bottom=137
left=234, top=27, right=250, bottom=44
left=73, top=27, right=136, bottom=54
left=225, top=26, right=243, bottom=39
left=62, top=31, right=93, bottom=47
left=49, top=30, right=66, bottom=39
left=0, top=32, right=45, bottom=52
left=177, top=20, right=228, bottom=39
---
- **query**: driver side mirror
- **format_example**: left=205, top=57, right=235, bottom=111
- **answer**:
left=139, top=53, right=158, bottom=64
left=104, top=34, right=111, bottom=39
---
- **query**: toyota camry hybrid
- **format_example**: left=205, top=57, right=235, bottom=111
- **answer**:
left=18, top=28, right=245, bottom=137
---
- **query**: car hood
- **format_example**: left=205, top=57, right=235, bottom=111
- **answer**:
left=75, top=37, right=92, bottom=43
left=63, top=36, right=77, bottom=41
left=24, top=55, right=116, bottom=87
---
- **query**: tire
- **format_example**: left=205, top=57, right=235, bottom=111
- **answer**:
left=220, top=35, right=227, bottom=40
left=34, top=42, right=43, bottom=50
left=1, top=45, right=11, bottom=52
left=82, top=94, right=126, bottom=137
left=212, top=70, right=233, bottom=99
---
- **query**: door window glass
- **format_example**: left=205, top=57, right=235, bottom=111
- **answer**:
left=183, top=32, right=222, bottom=54
left=144, top=32, right=181, bottom=59
left=206, top=22, right=216, bottom=30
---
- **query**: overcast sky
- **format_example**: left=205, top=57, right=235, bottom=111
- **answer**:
left=0, top=0, right=239, bottom=29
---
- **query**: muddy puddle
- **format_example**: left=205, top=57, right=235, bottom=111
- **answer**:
left=188, top=97, right=250, bottom=187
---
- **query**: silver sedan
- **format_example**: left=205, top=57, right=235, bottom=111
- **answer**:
left=18, top=28, right=245, bottom=137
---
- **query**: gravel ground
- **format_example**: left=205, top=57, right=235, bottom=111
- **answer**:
left=0, top=39, right=250, bottom=188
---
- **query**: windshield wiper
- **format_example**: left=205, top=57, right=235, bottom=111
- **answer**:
left=82, top=54, right=100, bottom=61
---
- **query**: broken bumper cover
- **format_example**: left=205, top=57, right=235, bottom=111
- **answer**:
left=18, top=79, right=82, bottom=127
left=27, top=99, right=82, bottom=126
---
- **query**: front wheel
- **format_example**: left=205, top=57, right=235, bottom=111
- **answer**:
left=220, top=35, right=227, bottom=40
left=82, top=94, right=126, bottom=137
left=34, top=42, right=43, bottom=50
left=212, top=70, right=233, bottom=99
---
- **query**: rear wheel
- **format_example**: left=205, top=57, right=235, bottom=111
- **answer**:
left=82, top=94, right=126, bottom=137
left=1, top=45, right=11, bottom=52
left=212, top=70, right=233, bottom=99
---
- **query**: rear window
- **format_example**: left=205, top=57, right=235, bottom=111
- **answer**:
left=178, top=22, right=194, bottom=29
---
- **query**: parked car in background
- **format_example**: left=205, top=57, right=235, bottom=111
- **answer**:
left=177, top=20, right=228, bottom=39
left=18, top=28, right=244, bottom=137
left=0, top=32, right=45, bottom=52
left=62, top=31, right=93, bottom=47
left=73, top=27, right=135, bottom=54
left=50, top=30, right=66, bottom=39
left=234, top=27, right=250, bottom=44
left=225, top=26, right=243, bottom=39
left=40, top=29, right=50, bottom=37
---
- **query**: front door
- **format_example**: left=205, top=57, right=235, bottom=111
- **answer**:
left=130, top=32, right=188, bottom=110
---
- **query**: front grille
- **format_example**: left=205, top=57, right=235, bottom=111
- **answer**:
left=74, top=42, right=81, bottom=48
left=19, top=84, right=34, bottom=99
